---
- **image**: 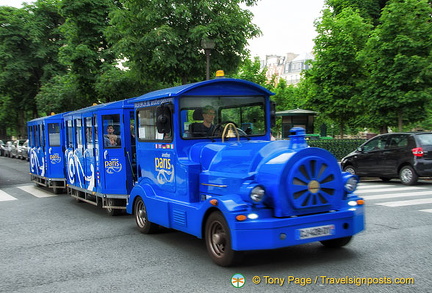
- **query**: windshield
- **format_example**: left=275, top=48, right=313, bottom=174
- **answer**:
left=180, top=96, right=266, bottom=139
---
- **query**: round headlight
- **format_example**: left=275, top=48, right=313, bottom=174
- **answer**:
left=250, top=186, right=265, bottom=203
left=344, top=175, right=359, bottom=193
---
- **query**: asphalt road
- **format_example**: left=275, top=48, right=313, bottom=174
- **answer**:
left=0, top=156, right=431, bottom=292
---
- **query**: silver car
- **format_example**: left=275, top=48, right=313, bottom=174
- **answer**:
left=18, top=139, right=29, bottom=160
left=4, top=141, right=13, bottom=157
left=10, top=139, right=27, bottom=159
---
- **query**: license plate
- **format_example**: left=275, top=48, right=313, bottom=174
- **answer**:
left=296, top=224, right=335, bottom=240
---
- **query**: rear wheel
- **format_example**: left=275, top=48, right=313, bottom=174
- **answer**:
left=205, top=211, right=243, bottom=267
left=320, top=236, right=352, bottom=248
left=399, top=165, right=418, bottom=185
left=106, top=199, right=123, bottom=216
left=134, top=197, right=158, bottom=233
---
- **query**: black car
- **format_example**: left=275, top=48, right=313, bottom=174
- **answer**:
left=341, top=132, right=432, bottom=185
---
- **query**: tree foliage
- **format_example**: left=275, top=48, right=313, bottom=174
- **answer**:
left=360, top=0, right=432, bottom=132
left=107, top=0, right=261, bottom=84
left=304, top=6, right=372, bottom=136
left=0, top=1, right=65, bottom=137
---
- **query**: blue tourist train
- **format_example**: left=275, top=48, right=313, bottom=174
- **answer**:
left=27, top=74, right=365, bottom=266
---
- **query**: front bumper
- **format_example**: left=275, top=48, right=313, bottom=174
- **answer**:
left=230, top=205, right=365, bottom=251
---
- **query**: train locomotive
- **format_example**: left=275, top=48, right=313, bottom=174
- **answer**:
left=27, top=74, right=365, bottom=266
left=127, top=76, right=365, bottom=266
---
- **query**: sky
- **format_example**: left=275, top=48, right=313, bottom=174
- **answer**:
left=1, top=0, right=326, bottom=59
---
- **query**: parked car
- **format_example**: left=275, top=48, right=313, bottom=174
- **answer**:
left=4, top=141, right=13, bottom=157
left=0, top=140, right=5, bottom=156
left=18, top=139, right=29, bottom=160
left=341, top=132, right=432, bottom=185
left=10, top=139, right=27, bottom=159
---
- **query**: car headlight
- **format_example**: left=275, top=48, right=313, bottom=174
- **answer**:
left=343, top=174, right=359, bottom=193
left=250, top=185, right=265, bottom=203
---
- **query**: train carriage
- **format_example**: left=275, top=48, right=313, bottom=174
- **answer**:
left=63, top=100, right=135, bottom=215
left=28, top=112, right=68, bottom=194
left=126, top=75, right=365, bottom=266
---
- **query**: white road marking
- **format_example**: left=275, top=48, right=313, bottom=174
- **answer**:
left=360, top=191, right=432, bottom=200
left=0, top=189, right=17, bottom=201
left=376, top=198, right=432, bottom=207
left=17, top=185, right=56, bottom=198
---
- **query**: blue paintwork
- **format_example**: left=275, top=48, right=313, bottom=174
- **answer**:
left=27, top=112, right=68, bottom=190
left=63, top=100, right=135, bottom=207
left=127, top=78, right=365, bottom=252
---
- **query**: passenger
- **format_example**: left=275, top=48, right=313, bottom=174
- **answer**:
left=191, top=105, right=216, bottom=137
left=105, top=125, right=121, bottom=147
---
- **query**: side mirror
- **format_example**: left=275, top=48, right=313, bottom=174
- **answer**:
left=156, top=103, right=173, bottom=133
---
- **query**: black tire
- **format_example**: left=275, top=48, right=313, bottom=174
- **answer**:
left=320, top=236, right=352, bottom=248
left=205, top=211, right=243, bottom=267
left=343, top=165, right=356, bottom=175
left=134, top=197, right=158, bottom=233
left=399, top=165, right=418, bottom=185
left=52, top=182, right=64, bottom=194
left=106, top=198, right=123, bottom=216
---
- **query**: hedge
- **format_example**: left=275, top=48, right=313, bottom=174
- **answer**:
left=307, top=139, right=366, bottom=160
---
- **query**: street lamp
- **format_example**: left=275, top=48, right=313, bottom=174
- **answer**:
left=201, top=38, right=215, bottom=80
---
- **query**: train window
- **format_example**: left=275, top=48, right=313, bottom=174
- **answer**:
left=76, top=119, right=83, bottom=148
left=85, top=117, right=93, bottom=148
left=66, top=120, right=73, bottom=148
left=40, top=124, right=45, bottom=148
left=32, top=125, right=38, bottom=147
left=48, top=123, right=60, bottom=146
left=102, top=114, right=121, bottom=148
left=180, top=96, right=266, bottom=138
left=94, top=115, right=98, bottom=144
left=137, top=106, right=172, bottom=141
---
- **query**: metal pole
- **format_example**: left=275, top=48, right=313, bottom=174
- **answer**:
left=205, top=49, right=210, bottom=80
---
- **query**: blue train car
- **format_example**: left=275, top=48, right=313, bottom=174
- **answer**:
left=64, top=100, right=135, bottom=215
left=27, top=112, right=68, bottom=194
left=126, top=76, right=365, bottom=266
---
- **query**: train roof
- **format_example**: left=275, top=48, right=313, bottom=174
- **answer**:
left=63, top=99, right=134, bottom=117
left=27, top=112, right=70, bottom=124
left=131, top=78, right=274, bottom=103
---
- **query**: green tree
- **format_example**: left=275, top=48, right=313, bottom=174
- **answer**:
left=304, top=7, right=372, bottom=136
left=360, top=0, right=432, bottom=132
left=327, top=0, right=388, bottom=24
left=58, top=0, right=116, bottom=107
left=0, top=2, right=64, bottom=137
left=233, top=56, right=267, bottom=86
left=107, top=0, right=261, bottom=85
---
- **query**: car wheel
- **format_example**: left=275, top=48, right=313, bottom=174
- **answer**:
left=343, top=165, right=356, bottom=175
left=134, top=197, right=158, bottom=233
left=205, top=211, right=243, bottom=267
left=399, top=165, right=418, bottom=185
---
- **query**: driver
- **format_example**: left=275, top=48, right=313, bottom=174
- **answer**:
left=192, top=105, right=216, bottom=136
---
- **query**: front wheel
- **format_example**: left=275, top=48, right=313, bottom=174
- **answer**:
left=399, top=165, right=418, bottom=185
left=205, top=212, right=243, bottom=267
left=320, top=236, right=352, bottom=248
left=134, top=197, right=158, bottom=234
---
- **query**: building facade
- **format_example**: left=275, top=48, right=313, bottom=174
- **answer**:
left=264, top=52, right=314, bottom=85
